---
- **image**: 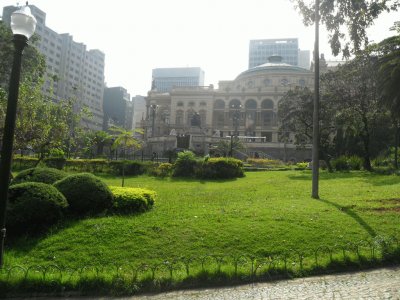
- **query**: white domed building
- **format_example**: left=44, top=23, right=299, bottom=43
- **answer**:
left=144, top=56, right=313, bottom=161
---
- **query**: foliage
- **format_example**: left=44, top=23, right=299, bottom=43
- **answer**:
left=295, top=162, right=309, bottom=170
left=322, top=48, right=396, bottom=171
left=291, top=0, right=399, bottom=57
left=0, top=22, right=46, bottom=88
left=11, top=167, right=67, bottom=185
left=331, top=156, right=350, bottom=171
left=347, top=155, right=364, bottom=170
left=278, top=86, right=336, bottom=171
left=53, top=173, right=113, bottom=216
left=109, top=186, right=156, bottom=214
left=172, top=150, right=199, bottom=177
left=108, top=161, right=151, bottom=176
left=151, top=162, right=174, bottom=177
left=211, top=138, right=245, bottom=157
left=7, top=182, right=68, bottom=236
left=246, top=158, right=285, bottom=168
left=197, top=157, right=244, bottom=179
left=43, top=157, right=67, bottom=169
left=12, top=156, right=38, bottom=171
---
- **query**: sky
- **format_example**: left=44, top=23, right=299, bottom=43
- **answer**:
left=2, top=0, right=399, bottom=96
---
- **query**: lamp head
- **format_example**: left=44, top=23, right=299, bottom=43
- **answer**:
left=11, top=3, right=37, bottom=39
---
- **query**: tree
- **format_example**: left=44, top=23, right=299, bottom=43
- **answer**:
left=291, top=0, right=399, bottom=57
left=371, top=24, right=400, bottom=167
left=92, top=130, right=112, bottom=156
left=212, top=138, right=245, bottom=158
left=278, top=87, right=336, bottom=171
left=322, top=54, right=388, bottom=170
left=0, top=21, right=45, bottom=88
left=110, top=126, right=142, bottom=187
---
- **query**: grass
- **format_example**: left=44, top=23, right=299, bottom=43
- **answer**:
left=2, top=170, right=400, bottom=295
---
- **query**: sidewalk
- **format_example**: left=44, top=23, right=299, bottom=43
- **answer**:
left=15, top=266, right=400, bottom=300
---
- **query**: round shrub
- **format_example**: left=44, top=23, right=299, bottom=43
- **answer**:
left=198, top=157, right=244, bottom=179
left=110, top=186, right=156, bottom=214
left=173, top=151, right=198, bottom=177
left=7, top=182, right=68, bottom=236
left=54, top=173, right=113, bottom=216
left=12, top=167, right=67, bottom=185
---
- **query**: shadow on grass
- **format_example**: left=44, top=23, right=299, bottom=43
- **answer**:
left=317, top=198, right=377, bottom=238
left=287, top=171, right=369, bottom=181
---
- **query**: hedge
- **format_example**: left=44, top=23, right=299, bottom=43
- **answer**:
left=11, top=167, right=67, bottom=185
left=110, top=186, right=156, bottom=214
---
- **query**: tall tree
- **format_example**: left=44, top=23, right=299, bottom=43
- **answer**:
left=291, top=0, right=399, bottom=57
left=0, top=21, right=45, bottom=88
left=323, top=54, right=387, bottom=170
left=278, top=87, right=337, bottom=171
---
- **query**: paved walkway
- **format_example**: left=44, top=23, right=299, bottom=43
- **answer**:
left=16, top=267, right=400, bottom=299
left=128, top=267, right=400, bottom=300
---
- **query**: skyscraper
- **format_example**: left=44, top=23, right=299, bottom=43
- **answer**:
left=151, top=67, right=205, bottom=92
left=2, top=5, right=105, bottom=130
left=249, top=38, right=310, bottom=70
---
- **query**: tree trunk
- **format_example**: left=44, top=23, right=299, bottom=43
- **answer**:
left=394, top=124, right=399, bottom=169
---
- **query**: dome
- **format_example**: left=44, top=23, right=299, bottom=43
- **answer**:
left=237, top=55, right=311, bottom=79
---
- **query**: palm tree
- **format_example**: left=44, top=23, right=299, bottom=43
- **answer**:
left=110, top=126, right=142, bottom=186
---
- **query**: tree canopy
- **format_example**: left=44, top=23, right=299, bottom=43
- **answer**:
left=291, top=0, right=399, bottom=57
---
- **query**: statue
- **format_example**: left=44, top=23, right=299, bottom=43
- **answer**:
left=191, top=112, right=201, bottom=127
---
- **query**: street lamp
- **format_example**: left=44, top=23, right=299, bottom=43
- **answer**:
left=0, top=3, right=37, bottom=267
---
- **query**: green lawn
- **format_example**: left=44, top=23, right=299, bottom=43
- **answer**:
left=5, top=170, right=400, bottom=268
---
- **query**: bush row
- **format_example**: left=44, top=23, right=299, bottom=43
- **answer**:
left=8, top=168, right=156, bottom=237
left=12, top=156, right=154, bottom=175
left=160, top=151, right=244, bottom=179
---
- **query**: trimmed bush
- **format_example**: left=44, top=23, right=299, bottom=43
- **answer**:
left=198, top=157, right=244, bottom=179
left=54, top=173, right=113, bottom=216
left=7, top=182, right=68, bottom=236
left=110, top=186, right=156, bottom=214
left=172, top=151, right=198, bottom=177
left=12, top=156, right=38, bottom=171
left=152, top=163, right=173, bottom=177
left=11, top=167, right=67, bottom=185
left=108, top=160, right=152, bottom=176
left=44, top=157, right=66, bottom=169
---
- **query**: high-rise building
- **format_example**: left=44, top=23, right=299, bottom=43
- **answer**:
left=151, top=67, right=205, bottom=92
left=2, top=5, right=105, bottom=130
left=103, top=87, right=134, bottom=130
left=249, top=38, right=310, bottom=70
left=132, top=95, right=146, bottom=130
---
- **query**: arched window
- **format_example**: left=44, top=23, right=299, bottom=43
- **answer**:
left=213, top=99, right=225, bottom=109
left=199, top=110, right=207, bottom=126
left=261, top=99, right=274, bottom=109
left=229, top=99, right=241, bottom=109
left=175, top=110, right=183, bottom=125
left=245, top=99, right=257, bottom=109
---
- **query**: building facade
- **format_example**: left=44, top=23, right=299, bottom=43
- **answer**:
left=249, top=38, right=310, bottom=70
left=151, top=67, right=205, bottom=92
left=2, top=5, right=105, bottom=130
left=103, top=87, right=134, bottom=130
left=144, top=56, right=313, bottom=161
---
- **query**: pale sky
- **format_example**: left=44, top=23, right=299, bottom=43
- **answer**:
left=2, top=0, right=399, bottom=96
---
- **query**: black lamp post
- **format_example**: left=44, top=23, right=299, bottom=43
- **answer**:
left=0, top=4, right=37, bottom=267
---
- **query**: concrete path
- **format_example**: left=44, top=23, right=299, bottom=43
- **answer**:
left=15, top=267, right=400, bottom=300
left=128, top=267, right=400, bottom=300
